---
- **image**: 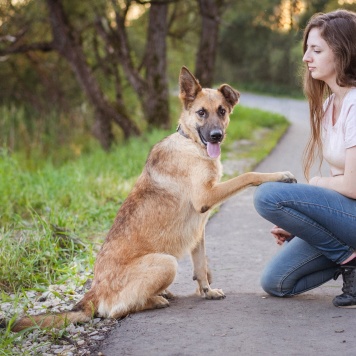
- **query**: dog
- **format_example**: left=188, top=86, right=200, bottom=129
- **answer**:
left=10, top=67, right=295, bottom=331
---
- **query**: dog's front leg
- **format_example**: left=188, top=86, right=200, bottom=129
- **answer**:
left=191, top=234, right=225, bottom=300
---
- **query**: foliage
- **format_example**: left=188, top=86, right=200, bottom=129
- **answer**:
left=0, top=104, right=97, bottom=165
left=217, top=0, right=303, bottom=93
left=217, top=0, right=356, bottom=95
left=0, top=1, right=80, bottom=112
left=5, top=0, right=352, bottom=147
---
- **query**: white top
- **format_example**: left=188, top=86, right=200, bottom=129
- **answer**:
left=322, top=87, right=356, bottom=176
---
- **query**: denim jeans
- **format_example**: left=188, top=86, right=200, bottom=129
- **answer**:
left=253, top=182, right=356, bottom=297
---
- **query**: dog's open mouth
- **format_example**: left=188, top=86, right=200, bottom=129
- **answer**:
left=198, top=128, right=221, bottom=159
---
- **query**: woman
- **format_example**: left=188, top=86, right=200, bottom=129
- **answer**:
left=253, top=9, right=356, bottom=308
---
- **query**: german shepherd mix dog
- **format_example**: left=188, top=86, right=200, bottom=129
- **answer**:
left=9, top=67, right=295, bottom=331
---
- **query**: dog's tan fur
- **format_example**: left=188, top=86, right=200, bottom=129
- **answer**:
left=11, top=67, right=295, bottom=332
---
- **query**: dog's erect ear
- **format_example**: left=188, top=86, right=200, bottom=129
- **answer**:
left=218, top=84, right=240, bottom=109
left=179, top=66, right=202, bottom=108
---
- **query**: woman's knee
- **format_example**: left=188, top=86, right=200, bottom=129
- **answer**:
left=254, top=182, right=281, bottom=218
left=260, top=267, right=291, bottom=297
left=260, top=269, right=283, bottom=297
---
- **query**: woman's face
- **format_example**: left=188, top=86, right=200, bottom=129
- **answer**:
left=303, top=27, right=336, bottom=85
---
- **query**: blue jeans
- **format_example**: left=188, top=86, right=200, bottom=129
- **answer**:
left=253, top=182, right=356, bottom=297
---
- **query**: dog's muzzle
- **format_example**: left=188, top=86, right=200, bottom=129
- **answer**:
left=198, top=128, right=223, bottom=159
left=209, top=129, right=223, bottom=143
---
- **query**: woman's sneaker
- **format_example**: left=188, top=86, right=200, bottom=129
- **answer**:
left=333, top=265, right=356, bottom=308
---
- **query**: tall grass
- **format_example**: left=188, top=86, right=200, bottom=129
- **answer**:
left=0, top=104, right=96, bottom=168
left=0, top=128, right=170, bottom=292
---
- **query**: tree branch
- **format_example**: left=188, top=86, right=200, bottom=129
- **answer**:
left=0, top=42, right=54, bottom=56
left=134, top=0, right=179, bottom=5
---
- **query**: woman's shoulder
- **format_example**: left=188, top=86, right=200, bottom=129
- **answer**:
left=342, top=88, right=356, bottom=128
left=345, top=87, right=356, bottom=105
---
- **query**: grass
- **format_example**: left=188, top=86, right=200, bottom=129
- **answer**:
left=222, top=106, right=289, bottom=170
left=0, top=104, right=289, bottom=352
left=0, top=129, right=167, bottom=292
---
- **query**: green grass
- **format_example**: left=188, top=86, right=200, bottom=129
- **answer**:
left=226, top=105, right=288, bottom=142
left=0, top=104, right=289, bottom=352
left=0, top=129, right=169, bottom=292
left=222, top=105, right=289, bottom=172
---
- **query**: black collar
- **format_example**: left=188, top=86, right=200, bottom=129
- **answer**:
left=176, top=124, right=189, bottom=139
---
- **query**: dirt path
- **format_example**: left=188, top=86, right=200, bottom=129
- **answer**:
left=97, top=93, right=354, bottom=356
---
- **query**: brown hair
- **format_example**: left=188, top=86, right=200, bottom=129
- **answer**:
left=302, top=9, right=356, bottom=180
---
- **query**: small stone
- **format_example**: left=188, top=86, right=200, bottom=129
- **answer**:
left=25, top=291, right=37, bottom=299
left=37, top=291, right=53, bottom=302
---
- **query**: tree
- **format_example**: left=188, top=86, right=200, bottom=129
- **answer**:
left=0, top=0, right=141, bottom=149
left=47, top=0, right=140, bottom=149
left=96, top=0, right=171, bottom=128
left=0, top=0, right=243, bottom=151
left=217, top=0, right=302, bottom=93
left=194, top=0, right=228, bottom=88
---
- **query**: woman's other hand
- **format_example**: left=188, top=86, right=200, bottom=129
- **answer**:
left=271, top=225, right=293, bottom=245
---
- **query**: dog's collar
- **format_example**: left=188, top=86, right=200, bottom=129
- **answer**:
left=176, top=125, right=189, bottom=139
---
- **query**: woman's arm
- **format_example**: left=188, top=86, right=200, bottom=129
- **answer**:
left=309, top=146, right=356, bottom=199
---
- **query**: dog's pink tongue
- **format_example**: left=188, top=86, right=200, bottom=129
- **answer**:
left=207, top=142, right=221, bottom=158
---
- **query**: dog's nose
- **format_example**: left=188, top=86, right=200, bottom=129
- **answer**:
left=210, top=129, right=223, bottom=142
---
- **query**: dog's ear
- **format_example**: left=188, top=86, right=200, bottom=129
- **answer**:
left=179, top=66, right=202, bottom=108
left=218, top=84, right=240, bottom=109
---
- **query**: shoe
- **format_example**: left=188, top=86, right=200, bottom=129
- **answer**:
left=332, top=265, right=356, bottom=308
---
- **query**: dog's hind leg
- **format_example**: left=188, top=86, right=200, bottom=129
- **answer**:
left=109, top=253, right=178, bottom=319
left=191, top=234, right=225, bottom=300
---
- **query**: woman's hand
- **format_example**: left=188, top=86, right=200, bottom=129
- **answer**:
left=270, top=225, right=293, bottom=245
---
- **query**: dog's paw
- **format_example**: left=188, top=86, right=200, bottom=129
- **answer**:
left=160, top=290, right=175, bottom=300
left=279, top=171, right=297, bottom=184
left=204, top=288, right=226, bottom=300
left=148, top=296, right=170, bottom=309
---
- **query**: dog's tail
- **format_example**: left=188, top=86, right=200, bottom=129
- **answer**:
left=2, top=295, right=96, bottom=332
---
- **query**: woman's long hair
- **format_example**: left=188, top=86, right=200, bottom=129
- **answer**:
left=302, top=9, right=356, bottom=180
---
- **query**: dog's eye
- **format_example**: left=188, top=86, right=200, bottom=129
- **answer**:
left=196, top=109, right=206, bottom=118
left=218, top=107, right=226, bottom=116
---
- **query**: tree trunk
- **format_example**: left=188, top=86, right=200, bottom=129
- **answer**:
left=195, top=0, right=223, bottom=88
left=104, top=1, right=170, bottom=129
left=143, top=2, right=170, bottom=128
left=46, top=0, right=140, bottom=150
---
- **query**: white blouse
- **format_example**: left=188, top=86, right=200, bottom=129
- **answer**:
left=322, top=88, right=356, bottom=176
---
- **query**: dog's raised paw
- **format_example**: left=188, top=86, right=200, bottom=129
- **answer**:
left=280, top=171, right=297, bottom=184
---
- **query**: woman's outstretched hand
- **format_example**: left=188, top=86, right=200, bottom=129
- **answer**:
left=271, top=225, right=293, bottom=245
